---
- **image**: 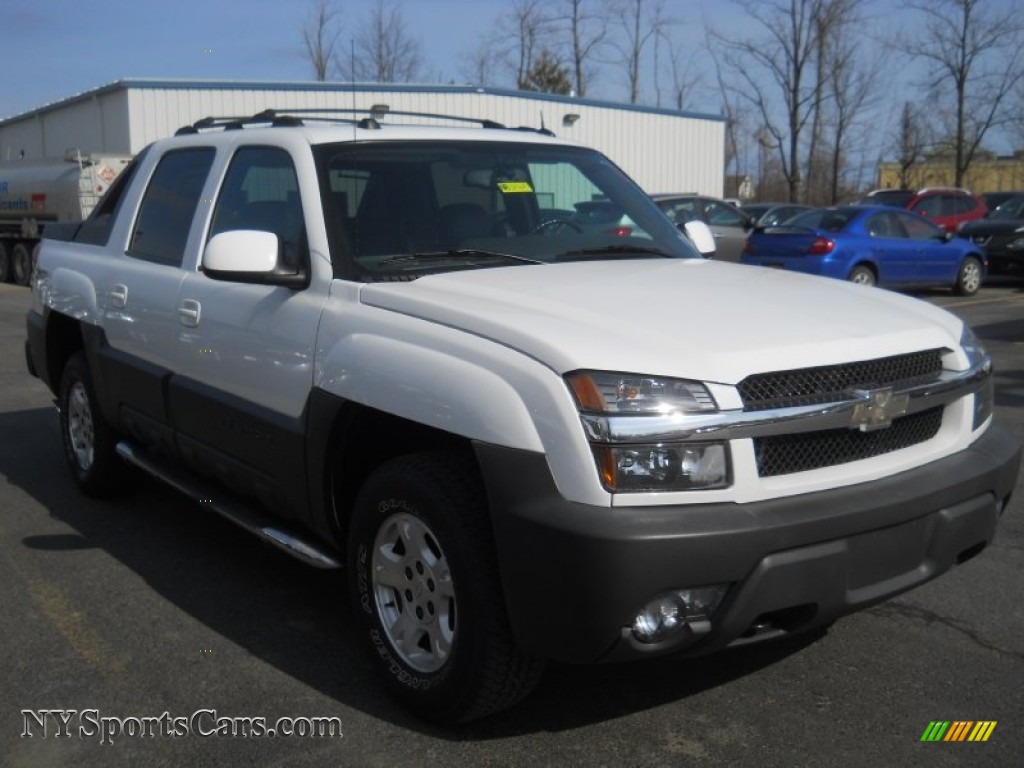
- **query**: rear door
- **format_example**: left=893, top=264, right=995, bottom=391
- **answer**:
left=96, top=146, right=215, bottom=447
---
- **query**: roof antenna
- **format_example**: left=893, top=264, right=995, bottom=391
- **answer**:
left=351, top=39, right=357, bottom=141
left=540, top=111, right=546, bottom=133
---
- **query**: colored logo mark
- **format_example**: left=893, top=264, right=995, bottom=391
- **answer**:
left=920, top=721, right=997, bottom=742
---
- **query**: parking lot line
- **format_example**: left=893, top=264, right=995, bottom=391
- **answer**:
left=938, top=295, right=1024, bottom=308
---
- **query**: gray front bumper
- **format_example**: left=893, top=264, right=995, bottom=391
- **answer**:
left=475, top=424, right=1021, bottom=664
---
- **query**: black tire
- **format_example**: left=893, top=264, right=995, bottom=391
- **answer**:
left=955, top=256, right=982, bottom=296
left=12, top=242, right=32, bottom=286
left=348, top=452, right=544, bottom=724
left=0, top=242, right=10, bottom=283
left=58, top=352, right=129, bottom=496
left=848, top=264, right=876, bottom=286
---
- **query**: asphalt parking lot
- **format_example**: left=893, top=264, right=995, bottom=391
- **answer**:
left=1, top=278, right=1021, bottom=767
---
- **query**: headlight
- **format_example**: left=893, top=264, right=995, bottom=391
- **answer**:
left=566, top=371, right=717, bottom=414
left=566, top=371, right=730, bottom=492
left=960, top=325, right=993, bottom=429
left=959, top=324, right=989, bottom=370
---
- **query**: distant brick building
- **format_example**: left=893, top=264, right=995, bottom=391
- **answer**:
left=877, top=152, right=1024, bottom=193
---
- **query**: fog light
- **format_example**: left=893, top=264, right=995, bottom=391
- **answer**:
left=631, top=585, right=728, bottom=643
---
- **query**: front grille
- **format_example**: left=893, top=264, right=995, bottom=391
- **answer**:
left=738, top=349, right=945, bottom=411
left=754, top=407, right=943, bottom=477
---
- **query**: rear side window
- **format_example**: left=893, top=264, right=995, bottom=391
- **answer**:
left=128, top=148, right=215, bottom=266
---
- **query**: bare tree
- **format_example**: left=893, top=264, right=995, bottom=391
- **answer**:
left=493, top=0, right=556, bottom=90
left=898, top=0, right=1024, bottom=186
left=891, top=101, right=932, bottom=189
left=557, top=0, right=607, bottom=97
left=301, top=0, right=341, bottom=81
left=714, top=0, right=827, bottom=202
left=348, top=0, right=424, bottom=83
left=606, top=0, right=669, bottom=105
left=662, top=27, right=701, bottom=111
left=458, top=37, right=501, bottom=86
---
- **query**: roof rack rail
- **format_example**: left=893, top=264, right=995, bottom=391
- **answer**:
left=174, top=110, right=306, bottom=135
left=172, top=106, right=556, bottom=137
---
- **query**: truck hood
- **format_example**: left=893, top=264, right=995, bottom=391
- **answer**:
left=358, top=260, right=963, bottom=384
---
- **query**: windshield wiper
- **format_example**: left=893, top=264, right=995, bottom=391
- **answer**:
left=555, top=244, right=676, bottom=259
left=379, top=249, right=545, bottom=266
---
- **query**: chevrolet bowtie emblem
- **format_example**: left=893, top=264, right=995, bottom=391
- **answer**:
left=850, top=387, right=909, bottom=432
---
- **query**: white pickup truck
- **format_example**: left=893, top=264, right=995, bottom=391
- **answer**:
left=25, top=109, right=1021, bottom=723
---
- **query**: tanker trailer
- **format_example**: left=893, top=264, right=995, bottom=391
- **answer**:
left=0, top=152, right=132, bottom=285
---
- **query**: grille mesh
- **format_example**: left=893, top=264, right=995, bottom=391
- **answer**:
left=754, top=407, right=943, bottom=477
left=738, top=349, right=945, bottom=411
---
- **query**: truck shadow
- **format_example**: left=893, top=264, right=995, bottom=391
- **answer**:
left=2, top=405, right=826, bottom=737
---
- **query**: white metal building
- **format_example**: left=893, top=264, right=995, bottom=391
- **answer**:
left=0, top=79, right=725, bottom=196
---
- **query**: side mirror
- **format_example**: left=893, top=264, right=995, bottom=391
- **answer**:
left=680, top=220, right=716, bottom=258
left=202, top=230, right=308, bottom=288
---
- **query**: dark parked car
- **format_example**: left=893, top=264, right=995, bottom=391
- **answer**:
left=982, top=190, right=1024, bottom=213
left=741, top=202, right=814, bottom=227
left=959, top=194, right=1024, bottom=274
left=650, top=194, right=754, bottom=261
left=741, top=205, right=987, bottom=295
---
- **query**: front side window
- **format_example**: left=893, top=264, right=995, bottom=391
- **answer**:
left=315, top=141, right=695, bottom=281
left=209, top=146, right=307, bottom=271
left=128, top=148, right=215, bottom=266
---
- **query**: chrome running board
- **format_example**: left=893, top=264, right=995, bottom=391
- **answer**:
left=115, top=441, right=342, bottom=569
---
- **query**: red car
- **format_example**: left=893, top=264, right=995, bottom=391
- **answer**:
left=904, top=187, right=987, bottom=232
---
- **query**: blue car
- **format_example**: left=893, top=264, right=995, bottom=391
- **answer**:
left=741, top=205, right=987, bottom=295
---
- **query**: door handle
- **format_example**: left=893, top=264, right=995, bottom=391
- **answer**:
left=109, top=284, right=128, bottom=309
left=178, top=299, right=201, bottom=327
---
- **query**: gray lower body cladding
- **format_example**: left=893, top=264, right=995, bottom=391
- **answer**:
left=476, top=425, right=1021, bottom=664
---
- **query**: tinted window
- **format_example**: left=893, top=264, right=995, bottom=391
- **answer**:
left=74, top=148, right=149, bottom=247
left=866, top=212, right=906, bottom=238
left=209, top=146, right=306, bottom=271
left=912, top=196, right=943, bottom=218
left=702, top=199, right=747, bottom=226
left=128, top=148, right=215, bottom=266
left=897, top=212, right=941, bottom=240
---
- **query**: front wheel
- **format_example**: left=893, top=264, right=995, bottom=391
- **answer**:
left=955, top=256, right=982, bottom=296
left=348, top=452, right=544, bottom=723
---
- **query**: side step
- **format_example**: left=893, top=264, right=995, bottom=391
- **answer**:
left=115, top=442, right=342, bottom=570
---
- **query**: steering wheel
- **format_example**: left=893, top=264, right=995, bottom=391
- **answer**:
left=533, top=218, right=583, bottom=235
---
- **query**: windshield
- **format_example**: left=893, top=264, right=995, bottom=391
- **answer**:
left=315, top=140, right=697, bottom=281
left=990, top=195, right=1024, bottom=221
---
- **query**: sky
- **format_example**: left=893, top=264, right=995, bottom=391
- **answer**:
left=2, top=0, right=1020, bottom=168
left=0, top=0, right=719, bottom=120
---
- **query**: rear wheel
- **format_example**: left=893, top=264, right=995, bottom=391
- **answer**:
left=0, top=242, right=10, bottom=282
left=58, top=352, right=129, bottom=496
left=348, top=452, right=544, bottom=723
left=955, top=256, right=982, bottom=296
left=848, top=264, right=876, bottom=286
left=11, top=242, right=33, bottom=286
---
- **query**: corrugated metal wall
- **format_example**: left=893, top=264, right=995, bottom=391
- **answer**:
left=3, top=82, right=724, bottom=196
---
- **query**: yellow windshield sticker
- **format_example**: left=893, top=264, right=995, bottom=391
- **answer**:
left=497, top=181, right=533, bottom=193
